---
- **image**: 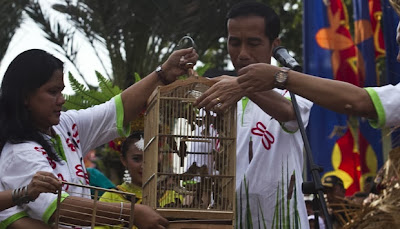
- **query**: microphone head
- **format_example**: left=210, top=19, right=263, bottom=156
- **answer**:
left=272, top=46, right=284, bottom=60
left=272, top=46, right=303, bottom=72
left=272, top=46, right=289, bottom=61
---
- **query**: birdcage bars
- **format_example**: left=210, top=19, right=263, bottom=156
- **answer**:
left=143, top=76, right=236, bottom=224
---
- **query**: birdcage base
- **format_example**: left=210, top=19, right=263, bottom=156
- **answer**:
left=158, top=208, right=233, bottom=220
left=168, top=219, right=233, bottom=229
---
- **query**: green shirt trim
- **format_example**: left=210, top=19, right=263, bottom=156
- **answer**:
left=114, top=94, right=131, bottom=137
left=365, top=88, right=385, bottom=128
left=241, top=97, right=249, bottom=126
left=51, top=134, right=67, bottom=161
left=42, top=192, right=69, bottom=224
left=0, top=211, right=28, bottom=229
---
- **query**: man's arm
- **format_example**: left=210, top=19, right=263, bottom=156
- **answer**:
left=237, top=63, right=377, bottom=119
left=194, top=75, right=296, bottom=122
left=247, top=90, right=295, bottom=122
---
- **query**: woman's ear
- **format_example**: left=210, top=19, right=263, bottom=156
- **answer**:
left=120, top=154, right=127, bottom=167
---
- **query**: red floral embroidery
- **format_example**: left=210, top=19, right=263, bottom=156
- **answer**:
left=57, top=173, right=69, bottom=191
left=66, top=138, right=77, bottom=152
left=75, top=164, right=89, bottom=185
left=251, top=121, right=275, bottom=150
left=72, top=123, right=80, bottom=144
left=35, top=146, right=56, bottom=169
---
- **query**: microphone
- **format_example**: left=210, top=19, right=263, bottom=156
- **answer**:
left=273, top=46, right=302, bottom=72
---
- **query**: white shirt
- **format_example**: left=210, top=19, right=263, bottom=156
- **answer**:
left=0, top=96, right=128, bottom=226
left=236, top=89, right=313, bottom=229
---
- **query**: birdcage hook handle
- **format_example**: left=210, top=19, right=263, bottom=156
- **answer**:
left=177, top=35, right=197, bottom=49
left=177, top=35, right=198, bottom=77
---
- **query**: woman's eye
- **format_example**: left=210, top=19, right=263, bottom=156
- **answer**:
left=132, top=156, right=143, bottom=162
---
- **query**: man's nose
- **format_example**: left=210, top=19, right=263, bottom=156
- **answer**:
left=238, top=45, right=250, bottom=60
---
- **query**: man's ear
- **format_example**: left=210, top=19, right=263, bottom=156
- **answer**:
left=271, top=38, right=281, bottom=51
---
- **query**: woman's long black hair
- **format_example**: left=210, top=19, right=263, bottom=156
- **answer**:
left=0, top=49, right=63, bottom=161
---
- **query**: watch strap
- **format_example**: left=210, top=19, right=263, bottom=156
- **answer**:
left=155, top=65, right=171, bottom=85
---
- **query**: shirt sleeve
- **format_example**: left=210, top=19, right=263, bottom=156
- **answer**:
left=0, top=143, right=65, bottom=223
left=365, top=83, right=400, bottom=128
left=0, top=206, right=28, bottom=229
left=59, top=94, right=131, bottom=155
left=280, top=94, right=314, bottom=133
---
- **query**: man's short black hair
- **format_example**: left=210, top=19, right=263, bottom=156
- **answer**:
left=226, top=1, right=280, bottom=43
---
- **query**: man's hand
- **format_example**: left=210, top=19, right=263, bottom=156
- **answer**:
left=194, top=75, right=244, bottom=112
left=237, top=63, right=279, bottom=94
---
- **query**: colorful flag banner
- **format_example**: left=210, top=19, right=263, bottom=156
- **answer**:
left=303, top=0, right=384, bottom=196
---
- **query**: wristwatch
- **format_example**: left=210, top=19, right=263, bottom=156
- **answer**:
left=274, top=67, right=290, bottom=89
left=155, top=65, right=170, bottom=85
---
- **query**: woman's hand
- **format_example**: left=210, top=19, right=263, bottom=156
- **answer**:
left=27, top=171, right=62, bottom=200
left=162, top=47, right=198, bottom=83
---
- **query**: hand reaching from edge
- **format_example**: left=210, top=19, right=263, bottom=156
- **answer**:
left=134, top=204, right=169, bottom=229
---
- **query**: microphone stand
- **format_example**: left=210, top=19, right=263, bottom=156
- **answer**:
left=275, top=62, right=333, bottom=229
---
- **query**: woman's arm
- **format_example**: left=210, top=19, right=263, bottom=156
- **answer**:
left=0, top=171, right=61, bottom=211
left=121, top=48, right=198, bottom=125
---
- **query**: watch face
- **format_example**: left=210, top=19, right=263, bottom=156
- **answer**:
left=276, top=72, right=287, bottom=83
left=156, top=66, right=162, bottom=72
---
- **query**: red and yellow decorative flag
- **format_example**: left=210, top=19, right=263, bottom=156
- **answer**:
left=304, top=0, right=384, bottom=196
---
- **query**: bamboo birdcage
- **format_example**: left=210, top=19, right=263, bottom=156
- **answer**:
left=143, top=67, right=236, bottom=227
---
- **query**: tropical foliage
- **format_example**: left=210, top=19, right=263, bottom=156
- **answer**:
left=0, top=0, right=29, bottom=60
left=63, top=71, right=123, bottom=110
left=1, top=0, right=305, bottom=90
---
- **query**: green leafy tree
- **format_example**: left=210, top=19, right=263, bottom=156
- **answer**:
left=20, top=0, right=304, bottom=89
left=0, top=0, right=29, bottom=61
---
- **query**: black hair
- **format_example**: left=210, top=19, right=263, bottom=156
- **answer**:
left=226, top=1, right=280, bottom=43
left=0, top=49, right=64, bottom=161
left=120, top=131, right=144, bottom=158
